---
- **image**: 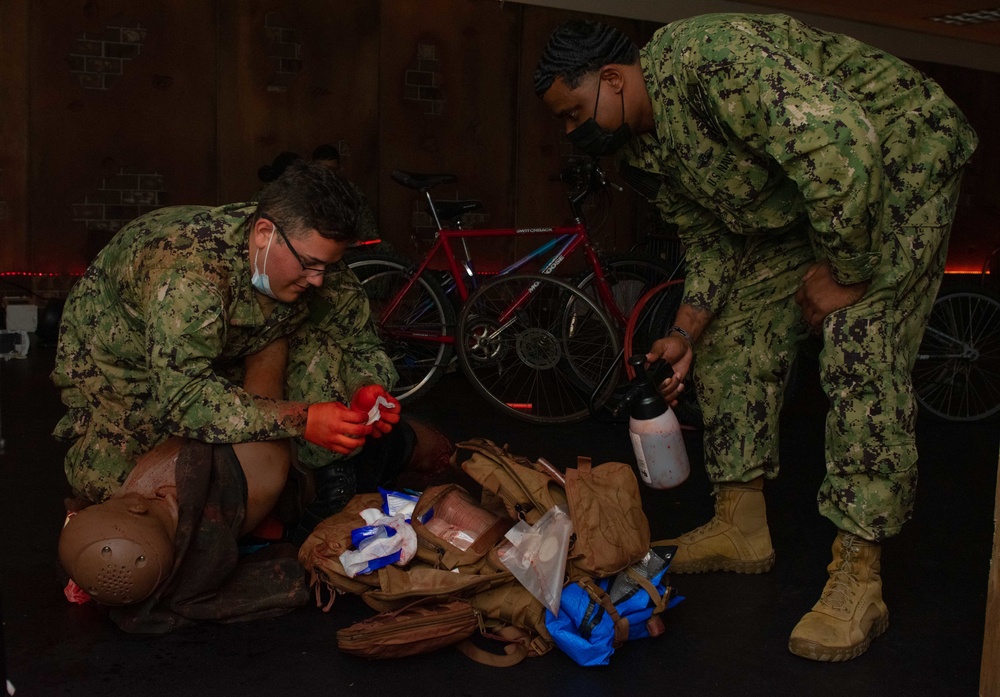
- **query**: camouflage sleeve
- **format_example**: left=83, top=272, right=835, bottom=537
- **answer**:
left=146, top=269, right=308, bottom=442
left=308, top=264, right=397, bottom=398
left=656, top=188, right=743, bottom=315
left=700, top=58, right=883, bottom=284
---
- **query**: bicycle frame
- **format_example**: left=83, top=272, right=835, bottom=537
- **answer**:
left=376, top=221, right=628, bottom=346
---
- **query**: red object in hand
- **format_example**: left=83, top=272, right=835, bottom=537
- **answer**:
left=304, top=402, right=372, bottom=454
left=351, top=384, right=401, bottom=438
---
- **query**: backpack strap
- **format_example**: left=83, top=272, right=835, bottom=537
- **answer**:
left=455, top=625, right=551, bottom=667
left=577, top=578, right=629, bottom=648
left=623, top=566, right=669, bottom=613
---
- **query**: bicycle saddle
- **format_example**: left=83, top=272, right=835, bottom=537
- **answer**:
left=391, top=170, right=457, bottom=190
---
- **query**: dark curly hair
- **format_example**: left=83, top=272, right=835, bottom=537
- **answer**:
left=533, top=20, right=639, bottom=96
left=257, top=151, right=302, bottom=183
left=312, top=144, right=340, bottom=162
left=255, top=160, right=360, bottom=242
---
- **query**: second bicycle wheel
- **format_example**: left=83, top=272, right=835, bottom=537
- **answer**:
left=912, top=289, right=1000, bottom=422
left=348, top=252, right=455, bottom=403
left=456, top=273, right=620, bottom=424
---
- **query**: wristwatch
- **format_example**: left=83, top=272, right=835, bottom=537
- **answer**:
left=668, top=325, right=692, bottom=345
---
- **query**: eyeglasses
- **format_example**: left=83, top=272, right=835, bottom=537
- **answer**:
left=263, top=217, right=331, bottom=277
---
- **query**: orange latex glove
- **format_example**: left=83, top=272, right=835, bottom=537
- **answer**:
left=351, top=385, right=401, bottom=438
left=303, top=402, right=372, bottom=455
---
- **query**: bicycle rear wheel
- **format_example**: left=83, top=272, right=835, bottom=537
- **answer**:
left=348, top=252, right=455, bottom=403
left=574, top=253, right=678, bottom=322
left=456, top=273, right=620, bottom=424
left=912, top=289, right=1000, bottom=422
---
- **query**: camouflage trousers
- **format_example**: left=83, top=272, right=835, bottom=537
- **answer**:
left=694, top=174, right=962, bottom=541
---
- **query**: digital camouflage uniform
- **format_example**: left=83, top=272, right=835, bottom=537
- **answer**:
left=620, top=14, right=977, bottom=540
left=53, top=203, right=395, bottom=503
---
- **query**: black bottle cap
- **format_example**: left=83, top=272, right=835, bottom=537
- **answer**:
left=627, top=354, right=668, bottom=421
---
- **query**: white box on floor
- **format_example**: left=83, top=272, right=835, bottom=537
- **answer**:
left=4, top=298, right=38, bottom=333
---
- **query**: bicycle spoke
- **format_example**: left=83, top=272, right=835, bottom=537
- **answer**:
left=348, top=254, right=455, bottom=403
left=913, top=291, right=1000, bottom=421
left=457, top=274, right=620, bottom=424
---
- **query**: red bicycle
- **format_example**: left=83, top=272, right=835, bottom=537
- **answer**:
left=347, top=160, right=679, bottom=423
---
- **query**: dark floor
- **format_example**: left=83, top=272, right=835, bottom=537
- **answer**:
left=1, top=343, right=997, bottom=697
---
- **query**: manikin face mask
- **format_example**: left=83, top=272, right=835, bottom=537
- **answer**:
left=567, top=76, right=632, bottom=157
left=251, top=225, right=277, bottom=299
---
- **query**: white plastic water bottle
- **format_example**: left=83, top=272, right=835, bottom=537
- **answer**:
left=626, top=355, right=690, bottom=489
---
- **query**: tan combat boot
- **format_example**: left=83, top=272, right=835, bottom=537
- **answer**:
left=788, top=531, right=889, bottom=662
left=659, top=477, right=774, bottom=573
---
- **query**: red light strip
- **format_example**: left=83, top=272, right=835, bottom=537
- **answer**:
left=0, top=271, right=83, bottom=277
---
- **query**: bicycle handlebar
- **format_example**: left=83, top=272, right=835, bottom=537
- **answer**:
left=559, top=158, right=621, bottom=215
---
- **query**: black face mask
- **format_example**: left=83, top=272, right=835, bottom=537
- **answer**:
left=567, top=78, right=632, bottom=157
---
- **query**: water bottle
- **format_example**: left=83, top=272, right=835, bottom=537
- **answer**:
left=626, top=354, right=690, bottom=489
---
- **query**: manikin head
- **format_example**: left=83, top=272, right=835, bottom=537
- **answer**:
left=58, top=492, right=177, bottom=605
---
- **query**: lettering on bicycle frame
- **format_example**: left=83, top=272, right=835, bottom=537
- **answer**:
left=540, top=254, right=565, bottom=274
left=515, top=227, right=556, bottom=234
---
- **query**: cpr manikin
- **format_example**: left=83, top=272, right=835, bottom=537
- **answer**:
left=58, top=340, right=293, bottom=606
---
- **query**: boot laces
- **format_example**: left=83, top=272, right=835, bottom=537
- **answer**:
left=821, top=534, right=861, bottom=611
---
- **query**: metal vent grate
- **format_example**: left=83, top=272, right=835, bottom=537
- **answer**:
left=927, top=8, right=1000, bottom=24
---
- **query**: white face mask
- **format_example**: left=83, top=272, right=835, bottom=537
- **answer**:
left=251, top=227, right=277, bottom=299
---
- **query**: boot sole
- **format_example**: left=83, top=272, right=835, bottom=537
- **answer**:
left=668, top=551, right=775, bottom=574
left=787, top=613, right=889, bottom=662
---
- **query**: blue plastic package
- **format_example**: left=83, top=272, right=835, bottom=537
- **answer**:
left=544, top=549, right=683, bottom=666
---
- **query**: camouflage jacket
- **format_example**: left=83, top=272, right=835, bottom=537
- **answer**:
left=621, top=13, right=978, bottom=314
left=52, top=202, right=391, bottom=447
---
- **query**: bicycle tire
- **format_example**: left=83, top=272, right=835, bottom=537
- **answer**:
left=347, top=252, right=455, bottom=403
left=574, top=253, right=679, bottom=322
left=456, top=273, right=620, bottom=424
left=622, top=279, right=703, bottom=429
left=912, top=289, right=1000, bottom=422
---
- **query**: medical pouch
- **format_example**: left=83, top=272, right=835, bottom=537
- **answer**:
left=337, top=597, right=479, bottom=659
left=410, top=484, right=513, bottom=570
left=456, top=438, right=567, bottom=523
left=564, top=457, right=650, bottom=577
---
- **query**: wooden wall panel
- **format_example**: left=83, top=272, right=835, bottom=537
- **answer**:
left=0, top=0, right=29, bottom=274
left=378, top=0, right=520, bottom=266
left=217, top=0, right=380, bottom=206
left=27, top=1, right=216, bottom=275
left=909, top=60, right=1000, bottom=276
left=6, top=1, right=994, bottom=283
left=515, top=8, right=653, bottom=271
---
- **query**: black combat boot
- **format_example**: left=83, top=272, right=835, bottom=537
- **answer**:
left=288, top=462, right=357, bottom=546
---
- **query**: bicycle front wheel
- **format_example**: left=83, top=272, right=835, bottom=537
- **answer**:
left=912, top=290, right=1000, bottom=422
left=456, top=273, right=620, bottom=424
left=348, top=252, right=455, bottom=403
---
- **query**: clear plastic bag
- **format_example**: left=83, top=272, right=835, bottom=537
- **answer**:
left=421, top=487, right=501, bottom=552
left=499, top=504, right=573, bottom=615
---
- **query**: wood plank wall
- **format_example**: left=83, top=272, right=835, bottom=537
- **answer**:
left=0, top=0, right=996, bottom=282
